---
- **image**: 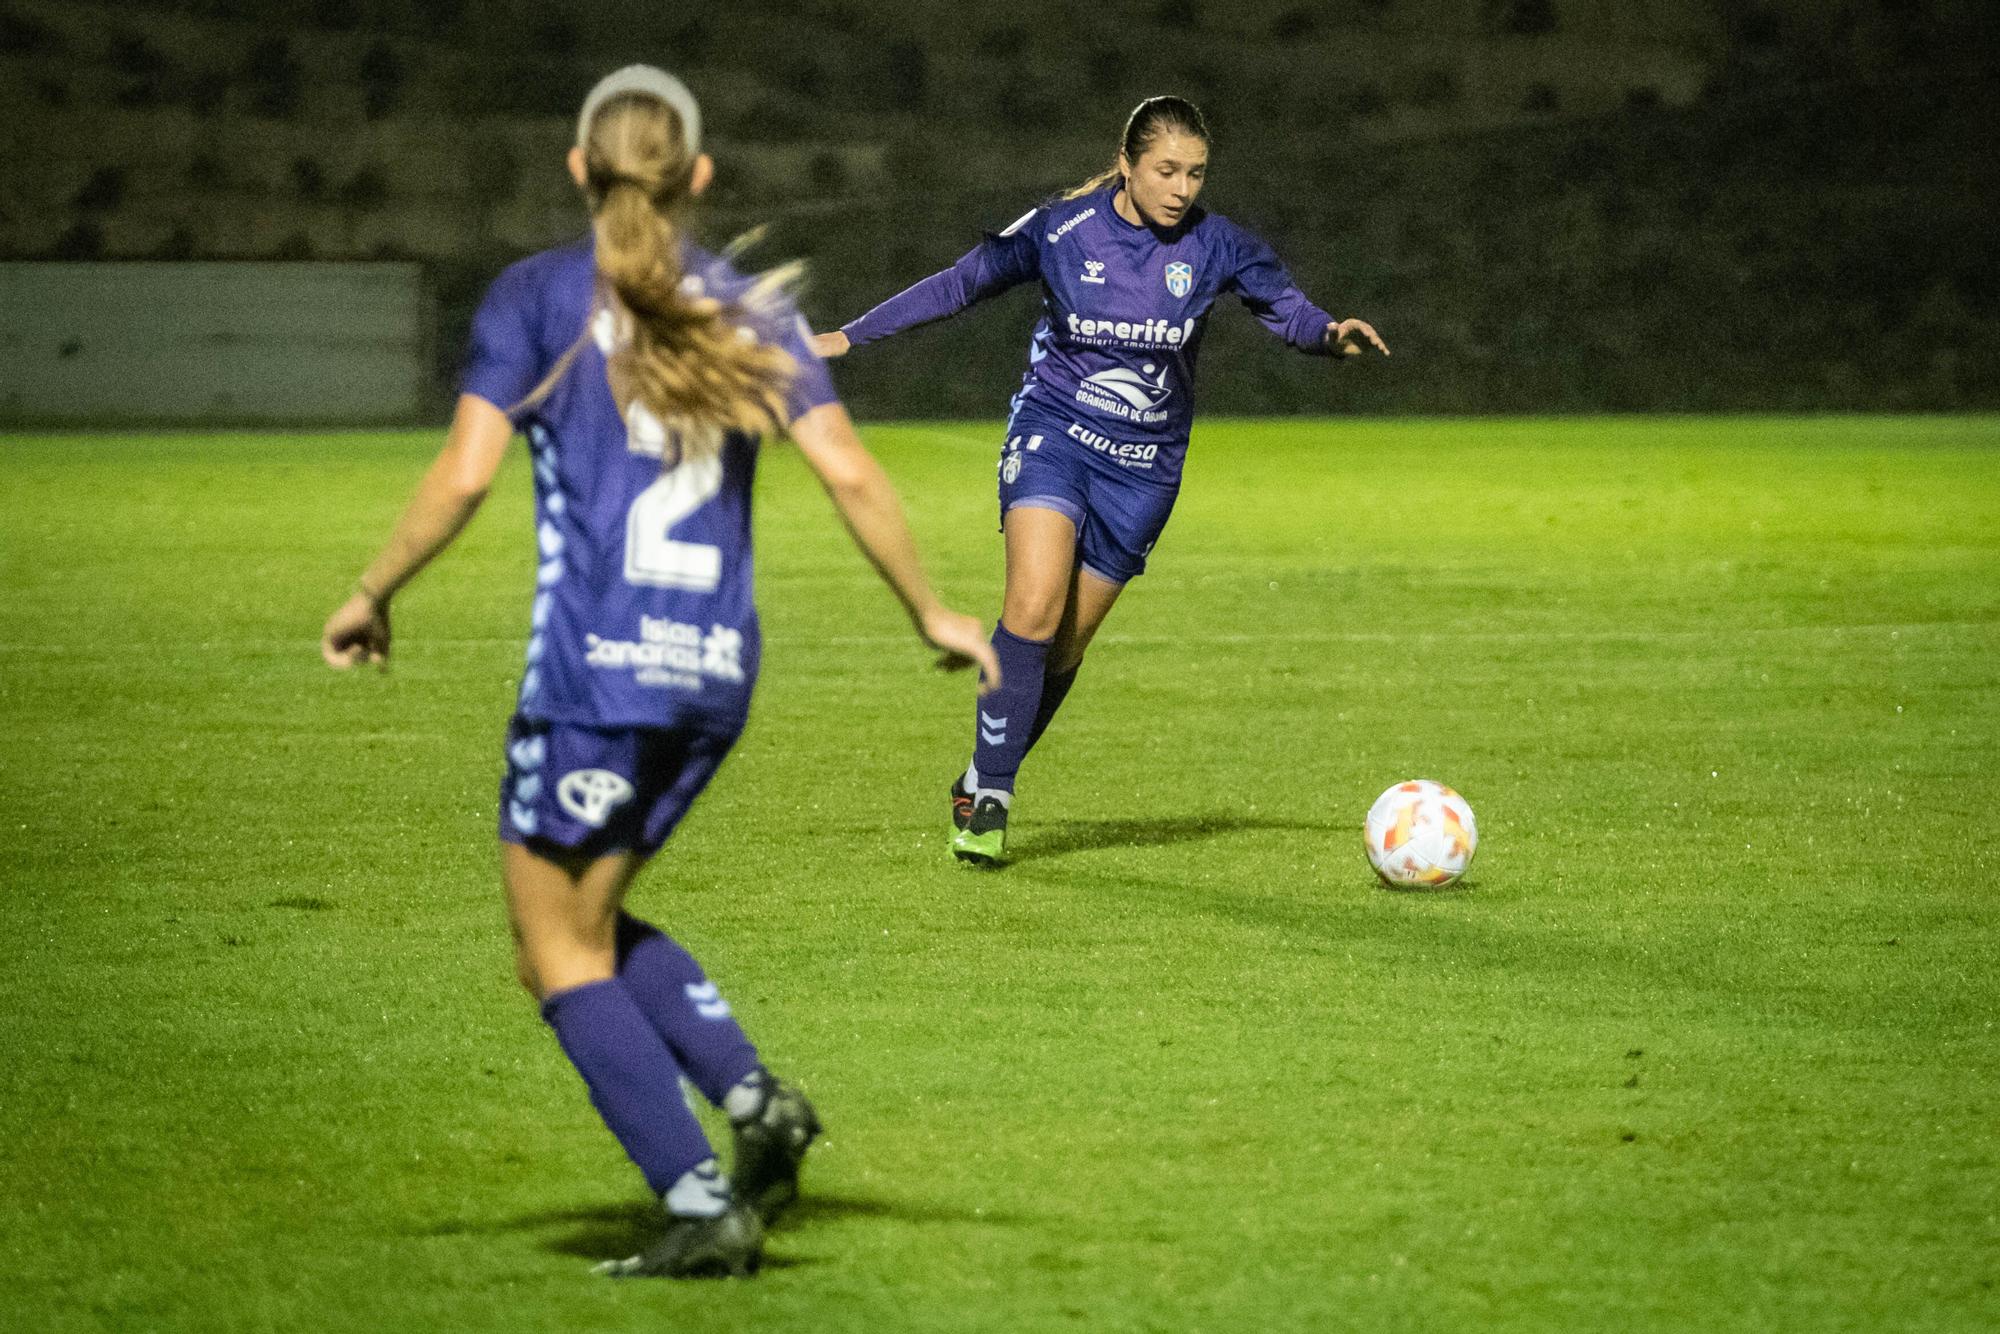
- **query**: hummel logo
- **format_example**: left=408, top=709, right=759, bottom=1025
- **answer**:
left=1080, top=260, right=1106, bottom=284
left=980, top=710, right=1008, bottom=745
left=684, top=980, right=733, bottom=1020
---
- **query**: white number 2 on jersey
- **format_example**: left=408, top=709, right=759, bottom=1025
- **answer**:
left=623, top=404, right=725, bottom=592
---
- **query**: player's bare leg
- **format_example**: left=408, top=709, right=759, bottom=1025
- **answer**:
left=504, top=842, right=638, bottom=1000
left=1029, top=563, right=1122, bottom=739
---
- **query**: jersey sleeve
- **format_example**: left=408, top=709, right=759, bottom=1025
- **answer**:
left=458, top=261, right=547, bottom=413
left=776, top=312, right=840, bottom=425
left=1220, top=220, right=1338, bottom=356
left=840, top=207, right=1044, bottom=348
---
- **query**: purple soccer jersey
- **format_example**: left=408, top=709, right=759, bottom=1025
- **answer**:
left=840, top=188, right=1338, bottom=486
left=461, top=235, right=838, bottom=733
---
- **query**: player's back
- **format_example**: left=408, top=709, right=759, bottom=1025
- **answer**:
left=462, top=236, right=811, bottom=735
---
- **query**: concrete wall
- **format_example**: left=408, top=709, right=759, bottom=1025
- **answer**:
left=0, top=262, right=429, bottom=425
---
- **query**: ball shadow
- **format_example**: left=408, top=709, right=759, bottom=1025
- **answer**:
left=1016, top=812, right=1320, bottom=863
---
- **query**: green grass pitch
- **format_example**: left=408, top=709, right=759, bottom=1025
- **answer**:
left=1, top=415, right=1995, bottom=1331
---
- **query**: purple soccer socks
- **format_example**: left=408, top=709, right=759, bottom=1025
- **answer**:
left=1025, top=663, right=1080, bottom=752
left=540, top=978, right=717, bottom=1199
left=971, top=623, right=1052, bottom=798
left=615, top=914, right=761, bottom=1106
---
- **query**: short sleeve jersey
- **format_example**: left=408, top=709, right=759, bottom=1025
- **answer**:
left=460, top=235, right=838, bottom=732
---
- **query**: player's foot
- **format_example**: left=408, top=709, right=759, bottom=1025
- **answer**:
left=594, top=1205, right=763, bottom=1279
left=949, top=772, right=975, bottom=833
left=951, top=795, right=1009, bottom=867
left=729, top=1075, right=822, bottom=1226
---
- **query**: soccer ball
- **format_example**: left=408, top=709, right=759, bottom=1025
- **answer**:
left=1364, top=780, right=1478, bottom=889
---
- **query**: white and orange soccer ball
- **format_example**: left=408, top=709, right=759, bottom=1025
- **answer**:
left=1364, top=780, right=1478, bottom=888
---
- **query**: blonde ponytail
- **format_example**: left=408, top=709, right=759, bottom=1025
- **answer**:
left=1062, top=166, right=1124, bottom=200
left=550, top=91, right=799, bottom=461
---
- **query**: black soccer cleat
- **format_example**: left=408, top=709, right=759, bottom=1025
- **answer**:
left=594, top=1204, right=763, bottom=1279
left=729, top=1077, right=823, bottom=1226
left=949, top=772, right=975, bottom=833
left=951, top=795, right=1009, bottom=866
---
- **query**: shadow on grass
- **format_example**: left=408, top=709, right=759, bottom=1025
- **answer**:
left=1015, top=813, right=1320, bottom=864
left=783, top=1191, right=1031, bottom=1229
left=1077, top=865, right=1476, bottom=939
left=418, top=1189, right=1028, bottom=1262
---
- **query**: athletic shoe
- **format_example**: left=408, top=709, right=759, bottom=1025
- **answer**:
left=730, top=1077, right=822, bottom=1225
left=594, top=1205, right=763, bottom=1279
left=949, top=773, right=975, bottom=833
left=951, top=795, right=1008, bottom=866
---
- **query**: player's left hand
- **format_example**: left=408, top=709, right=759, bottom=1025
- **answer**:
left=920, top=607, right=1003, bottom=695
left=322, top=592, right=391, bottom=670
left=1328, top=319, right=1390, bottom=358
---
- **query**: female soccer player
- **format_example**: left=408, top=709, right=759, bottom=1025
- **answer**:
left=814, top=96, right=1389, bottom=865
left=320, top=66, right=997, bottom=1278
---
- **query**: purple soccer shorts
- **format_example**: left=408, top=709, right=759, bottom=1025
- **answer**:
left=498, top=716, right=737, bottom=858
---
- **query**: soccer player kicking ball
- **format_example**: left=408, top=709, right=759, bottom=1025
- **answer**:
left=321, top=66, right=997, bottom=1277
left=815, top=96, right=1389, bottom=866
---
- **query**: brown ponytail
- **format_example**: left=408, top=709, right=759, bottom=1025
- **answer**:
left=540, top=91, right=799, bottom=460
left=1063, top=95, right=1212, bottom=200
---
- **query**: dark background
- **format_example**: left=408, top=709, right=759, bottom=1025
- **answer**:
left=4, top=0, right=1996, bottom=418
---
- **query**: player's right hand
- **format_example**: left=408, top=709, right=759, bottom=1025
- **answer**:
left=321, top=592, right=391, bottom=670
left=810, top=330, right=851, bottom=359
left=921, top=608, right=1001, bottom=695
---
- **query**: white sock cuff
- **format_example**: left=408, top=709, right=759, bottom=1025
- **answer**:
left=723, top=1070, right=767, bottom=1124
left=664, top=1158, right=730, bottom=1218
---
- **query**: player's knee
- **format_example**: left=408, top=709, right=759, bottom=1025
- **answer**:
left=1001, top=593, right=1064, bottom=642
left=524, top=938, right=616, bottom=998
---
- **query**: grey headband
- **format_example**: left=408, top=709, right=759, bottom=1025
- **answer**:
left=576, top=65, right=701, bottom=156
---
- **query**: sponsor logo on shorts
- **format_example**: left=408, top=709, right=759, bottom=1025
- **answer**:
left=557, top=769, right=635, bottom=828
left=1164, top=261, right=1193, bottom=298
left=1065, top=420, right=1161, bottom=470
left=1046, top=208, right=1095, bottom=243
left=585, top=615, right=746, bottom=692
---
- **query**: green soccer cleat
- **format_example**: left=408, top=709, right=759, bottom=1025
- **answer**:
left=729, top=1076, right=822, bottom=1226
left=951, top=795, right=1009, bottom=867
left=593, top=1204, right=763, bottom=1279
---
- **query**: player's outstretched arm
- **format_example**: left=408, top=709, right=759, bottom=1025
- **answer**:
left=321, top=393, right=514, bottom=670
left=813, top=218, right=1041, bottom=362
left=787, top=401, right=1001, bottom=691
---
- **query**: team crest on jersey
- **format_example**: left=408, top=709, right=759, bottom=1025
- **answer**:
left=557, top=768, right=635, bottom=828
left=1164, top=261, right=1193, bottom=299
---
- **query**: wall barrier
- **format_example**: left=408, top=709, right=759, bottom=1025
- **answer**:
left=0, top=262, right=429, bottom=426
